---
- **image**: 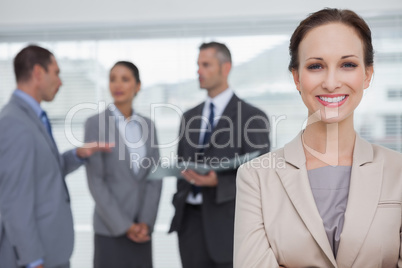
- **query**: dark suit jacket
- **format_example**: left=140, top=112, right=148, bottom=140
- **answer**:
left=0, top=94, right=82, bottom=267
left=169, top=94, right=270, bottom=263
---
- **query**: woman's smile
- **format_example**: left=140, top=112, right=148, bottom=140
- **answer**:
left=316, top=94, right=349, bottom=107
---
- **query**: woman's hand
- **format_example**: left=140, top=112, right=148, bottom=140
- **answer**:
left=126, top=223, right=150, bottom=243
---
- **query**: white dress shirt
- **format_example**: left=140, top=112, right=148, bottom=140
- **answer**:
left=187, top=88, right=234, bottom=204
left=111, top=105, right=147, bottom=175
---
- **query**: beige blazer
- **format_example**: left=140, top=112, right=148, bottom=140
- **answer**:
left=234, top=133, right=402, bottom=268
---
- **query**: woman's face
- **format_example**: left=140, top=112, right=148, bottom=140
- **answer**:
left=292, top=22, right=373, bottom=124
left=109, top=65, right=140, bottom=105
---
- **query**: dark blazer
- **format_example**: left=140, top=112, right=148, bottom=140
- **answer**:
left=0, top=94, right=82, bottom=267
left=84, top=108, right=162, bottom=237
left=169, top=94, right=270, bottom=263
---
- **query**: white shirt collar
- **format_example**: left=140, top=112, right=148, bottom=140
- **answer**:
left=110, top=104, right=135, bottom=120
left=204, top=88, right=234, bottom=118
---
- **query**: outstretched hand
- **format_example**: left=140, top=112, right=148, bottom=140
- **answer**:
left=76, top=142, right=114, bottom=159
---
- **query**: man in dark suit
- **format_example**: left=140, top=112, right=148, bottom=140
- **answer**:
left=169, top=42, right=270, bottom=268
left=0, top=45, right=111, bottom=268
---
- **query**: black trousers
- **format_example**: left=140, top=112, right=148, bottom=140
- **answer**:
left=94, top=233, right=152, bottom=268
left=178, top=204, right=233, bottom=268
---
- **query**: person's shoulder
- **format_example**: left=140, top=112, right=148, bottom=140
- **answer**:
left=0, top=100, right=32, bottom=131
left=135, top=112, right=150, bottom=122
left=370, top=143, right=402, bottom=193
left=236, top=95, right=267, bottom=117
left=236, top=148, right=287, bottom=187
left=135, top=113, right=154, bottom=126
left=1, top=97, right=23, bottom=118
left=0, top=107, right=34, bottom=144
left=369, top=142, right=402, bottom=178
left=372, top=143, right=402, bottom=164
left=238, top=147, right=285, bottom=173
left=183, top=102, right=204, bottom=118
left=0, top=101, right=14, bottom=121
left=85, top=109, right=108, bottom=126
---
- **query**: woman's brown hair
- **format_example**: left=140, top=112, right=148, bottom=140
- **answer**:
left=289, top=8, right=374, bottom=71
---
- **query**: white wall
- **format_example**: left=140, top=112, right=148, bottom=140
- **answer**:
left=1, top=0, right=401, bottom=31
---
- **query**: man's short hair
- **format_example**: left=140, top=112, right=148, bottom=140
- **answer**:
left=199, top=42, right=232, bottom=64
left=14, top=45, right=54, bottom=82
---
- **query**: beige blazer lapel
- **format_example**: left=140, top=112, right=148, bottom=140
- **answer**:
left=336, top=135, right=383, bottom=268
left=276, top=133, right=338, bottom=267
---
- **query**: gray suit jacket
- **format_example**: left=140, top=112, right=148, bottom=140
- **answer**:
left=84, top=109, right=162, bottom=237
left=169, top=94, right=270, bottom=263
left=0, top=94, right=82, bottom=267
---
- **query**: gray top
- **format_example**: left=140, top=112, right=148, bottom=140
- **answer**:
left=307, top=166, right=352, bottom=258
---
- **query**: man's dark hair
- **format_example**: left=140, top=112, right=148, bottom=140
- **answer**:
left=199, top=42, right=232, bottom=64
left=14, top=45, right=54, bottom=82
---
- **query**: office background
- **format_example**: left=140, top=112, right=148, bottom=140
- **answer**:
left=0, top=0, right=401, bottom=267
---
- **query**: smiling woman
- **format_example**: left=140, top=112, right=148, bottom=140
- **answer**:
left=293, top=22, right=373, bottom=127
left=234, top=8, right=402, bottom=268
left=0, top=14, right=400, bottom=267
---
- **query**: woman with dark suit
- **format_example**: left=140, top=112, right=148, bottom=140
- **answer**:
left=84, top=61, right=162, bottom=268
left=234, top=8, right=402, bottom=268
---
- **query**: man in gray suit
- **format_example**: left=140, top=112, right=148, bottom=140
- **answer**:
left=169, top=42, right=271, bottom=268
left=0, top=45, right=111, bottom=268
